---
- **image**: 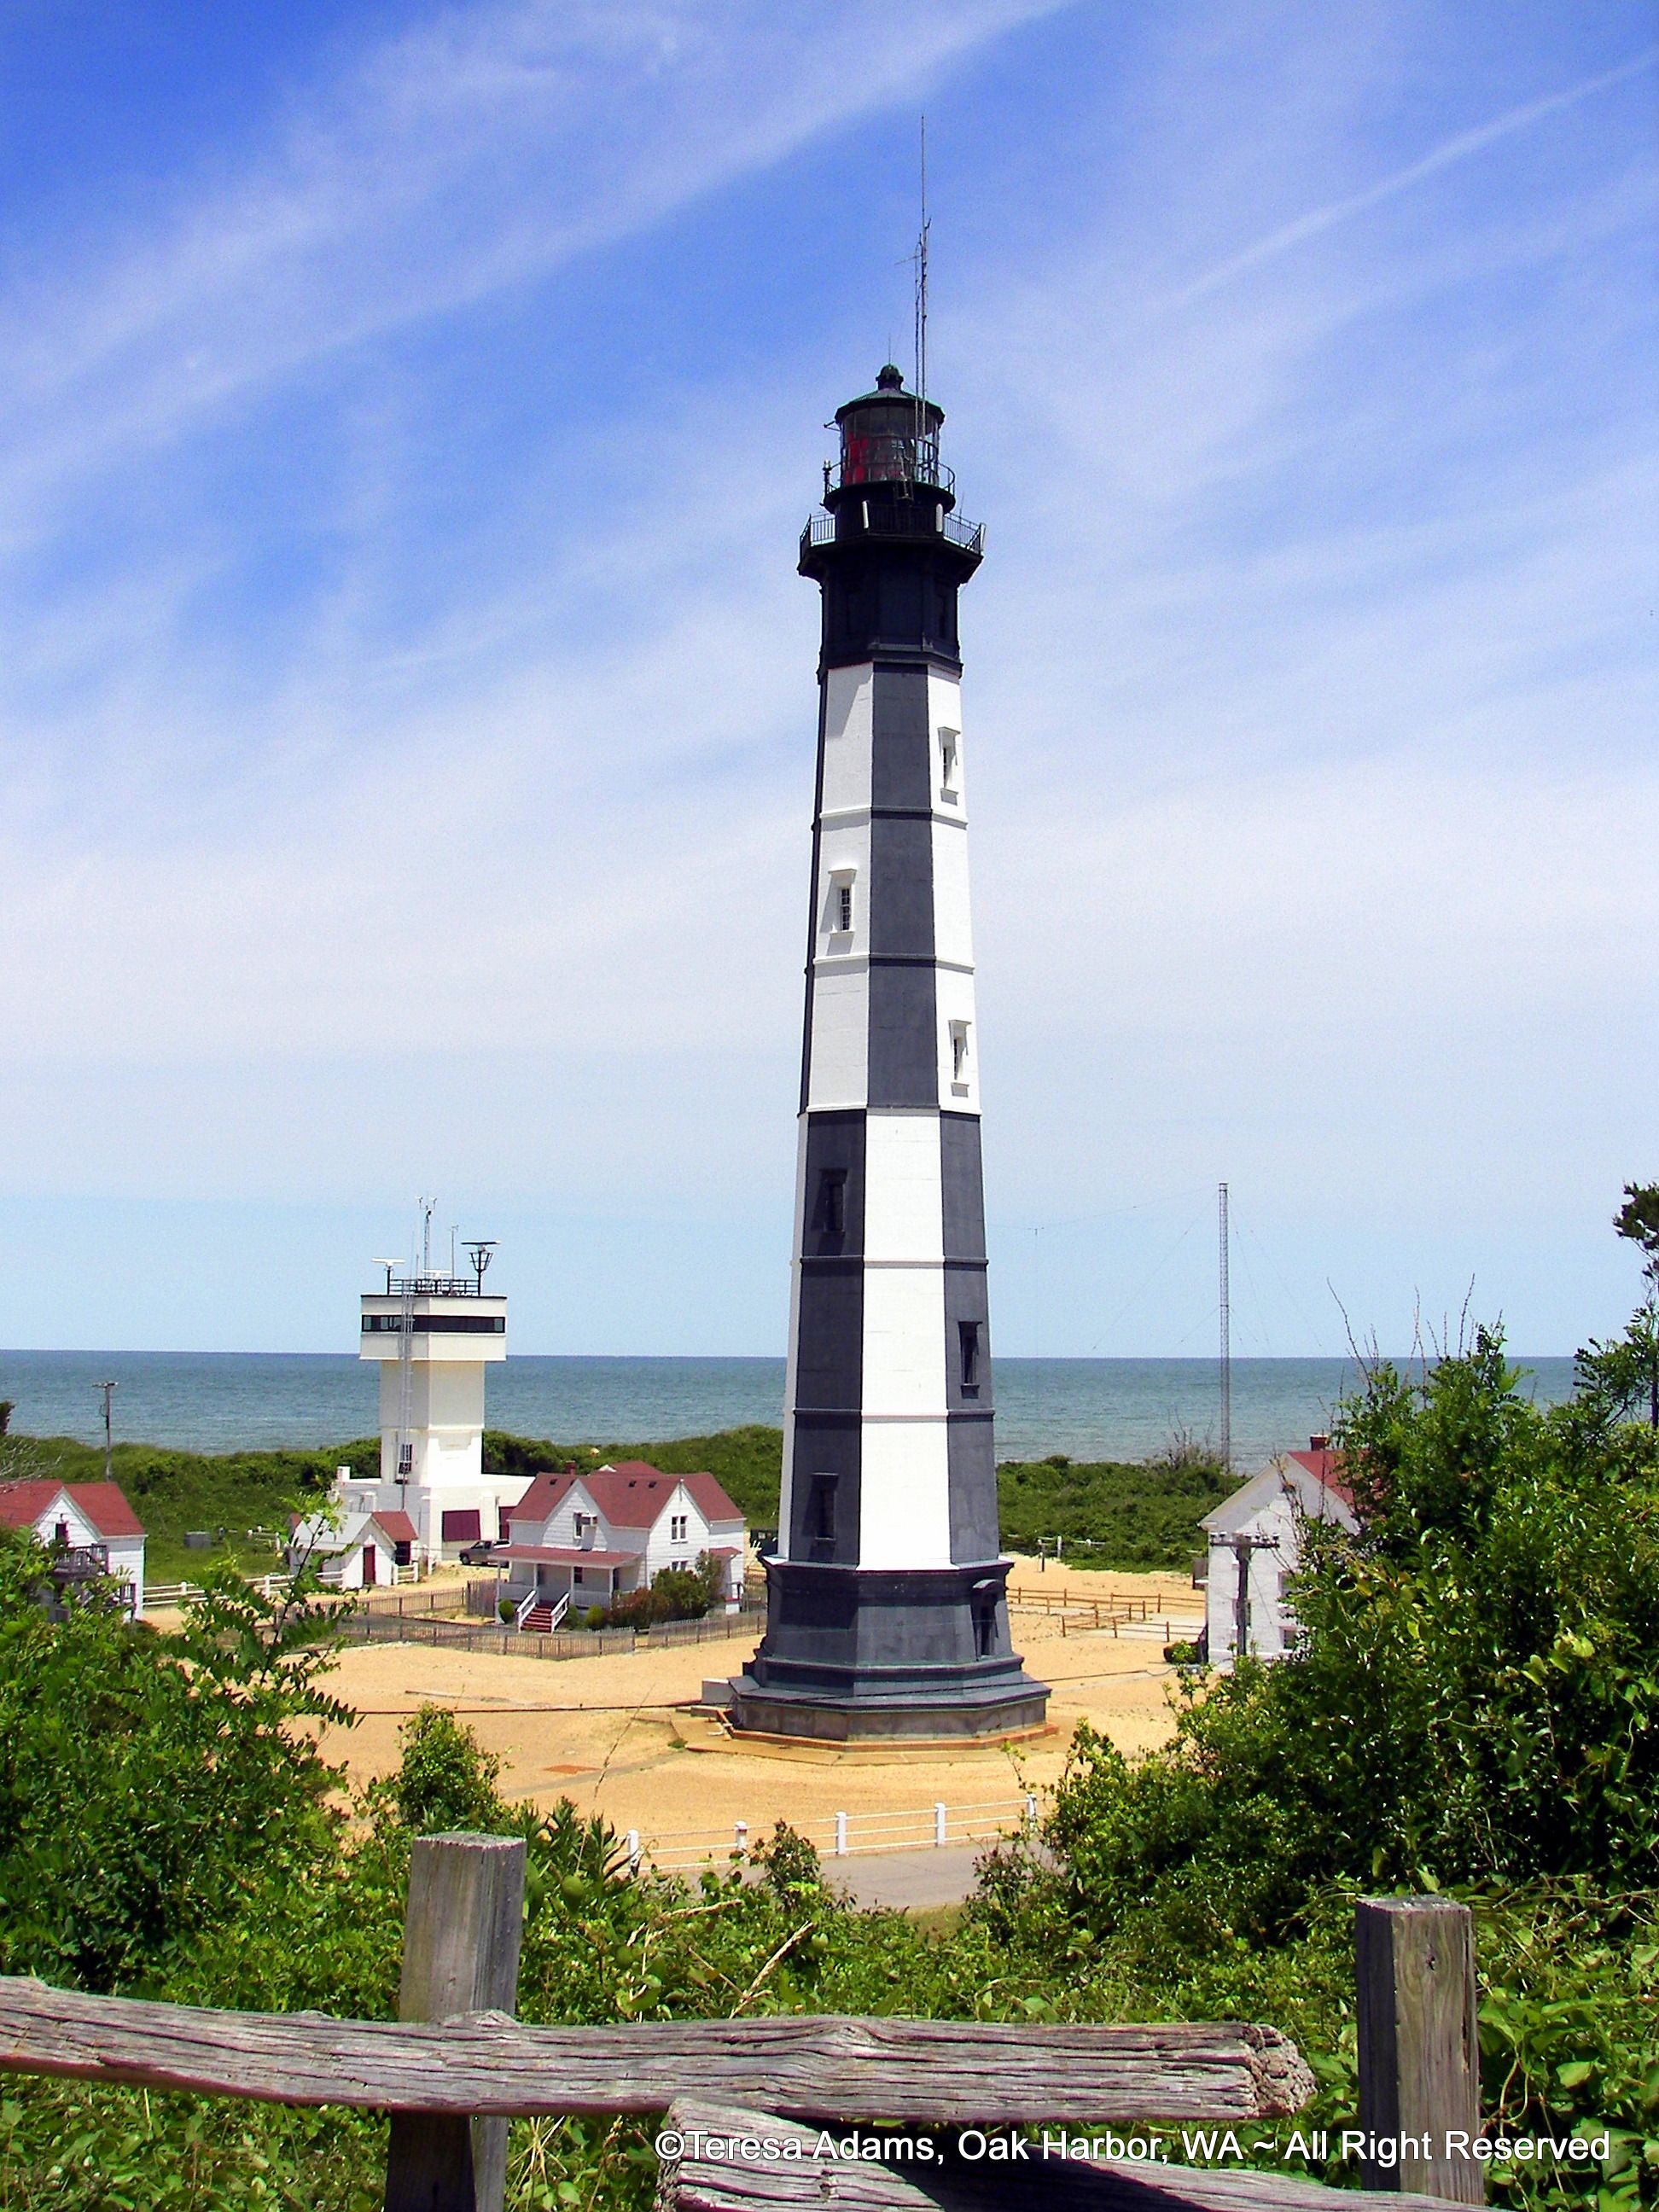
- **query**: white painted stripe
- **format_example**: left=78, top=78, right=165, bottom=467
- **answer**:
left=861, top=1262, right=948, bottom=1415
left=930, top=817, right=975, bottom=971
left=777, top=1118, right=810, bottom=1540
left=858, top=1420, right=952, bottom=1567
left=863, top=1114, right=943, bottom=1265
left=818, top=664, right=874, bottom=818
left=934, top=967, right=981, bottom=1114
left=804, top=966, right=869, bottom=1110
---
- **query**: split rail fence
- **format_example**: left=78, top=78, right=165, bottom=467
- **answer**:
left=0, top=1833, right=1487, bottom=2212
left=1004, top=1587, right=1203, bottom=1641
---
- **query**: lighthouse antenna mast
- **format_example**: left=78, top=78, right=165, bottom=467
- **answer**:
left=912, top=115, right=929, bottom=466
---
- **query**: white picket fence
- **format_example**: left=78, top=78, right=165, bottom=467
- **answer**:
left=146, top=1572, right=294, bottom=1610
left=632, top=1792, right=1042, bottom=1874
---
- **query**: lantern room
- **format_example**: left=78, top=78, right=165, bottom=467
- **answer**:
left=824, top=363, right=950, bottom=504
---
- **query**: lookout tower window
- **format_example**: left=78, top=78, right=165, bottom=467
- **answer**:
left=939, top=728, right=959, bottom=802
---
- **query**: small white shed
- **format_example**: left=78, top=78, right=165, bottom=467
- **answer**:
left=1200, top=1438, right=1358, bottom=1665
left=288, top=1505, right=418, bottom=1589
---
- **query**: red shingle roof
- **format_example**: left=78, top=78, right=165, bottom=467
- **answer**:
left=508, top=1461, right=745, bottom=1535
left=373, top=1510, right=418, bottom=1544
left=0, top=1480, right=144, bottom=1540
left=1285, top=1447, right=1354, bottom=1511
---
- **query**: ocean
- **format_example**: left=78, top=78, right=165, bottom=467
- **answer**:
left=0, top=1349, right=1580, bottom=1470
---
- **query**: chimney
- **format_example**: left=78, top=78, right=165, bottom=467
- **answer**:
left=1309, top=1433, right=1330, bottom=1452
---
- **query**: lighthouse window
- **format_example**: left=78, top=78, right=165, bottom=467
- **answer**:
left=949, top=1020, right=971, bottom=1090
left=958, top=1321, right=981, bottom=1394
left=824, top=870, right=856, bottom=940
left=939, top=728, right=959, bottom=801
left=809, top=1476, right=838, bottom=1554
left=817, top=1170, right=847, bottom=1237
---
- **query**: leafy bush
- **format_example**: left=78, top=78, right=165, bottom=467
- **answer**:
left=0, top=1531, right=350, bottom=1994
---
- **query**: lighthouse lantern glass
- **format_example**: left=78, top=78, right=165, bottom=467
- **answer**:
left=838, top=397, right=940, bottom=489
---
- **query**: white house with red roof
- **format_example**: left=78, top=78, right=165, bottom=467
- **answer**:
left=1199, top=1435, right=1359, bottom=1666
left=0, top=1479, right=147, bottom=1618
left=288, top=1483, right=421, bottom=1590
left=493, top=1460, right=747, bottom=1628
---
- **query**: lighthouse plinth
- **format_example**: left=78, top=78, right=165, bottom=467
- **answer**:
left=730, top=365, right=1049, bottom=1741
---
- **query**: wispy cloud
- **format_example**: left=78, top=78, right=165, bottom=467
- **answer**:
left=0, top=0, right=1058, bottom=521
left=1171, top=44, right=1659, bottom=303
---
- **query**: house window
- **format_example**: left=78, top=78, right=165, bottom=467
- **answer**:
left=54, top=1520, right=69, bottom=1545
left=670, top=1514, right=688, bottom=1543
left=816, top=1170, right=847, bottom=1237
left=573, top=1566, right=585, bottom=1586
left=808, top=1476, right=837, bottom=1557
left=949, top=1020, right=970, bottom=1090
left=939, top=727, right=960, bottom=801
left=958, top=1321, right=981, bottom=1395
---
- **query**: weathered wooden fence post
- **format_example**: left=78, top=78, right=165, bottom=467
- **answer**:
left=383, top=1831, right=527, bottom=2212
left=1356, top=1896, right=1483, bottom=2203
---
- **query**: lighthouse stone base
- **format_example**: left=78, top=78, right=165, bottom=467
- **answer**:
left=728, top=1558, right=1050, bottom=1741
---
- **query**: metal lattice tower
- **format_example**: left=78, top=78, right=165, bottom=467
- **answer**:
left=1219, top=1181, right=1231, bottom=1471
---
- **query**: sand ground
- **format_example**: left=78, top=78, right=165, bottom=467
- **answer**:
left=307, top=1563, right=1204, bottom=1868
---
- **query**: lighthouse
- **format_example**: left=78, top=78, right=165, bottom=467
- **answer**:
left=730, top=365, right=1049, bottom=1739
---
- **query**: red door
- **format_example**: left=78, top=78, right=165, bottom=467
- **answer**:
left=361, top=1544, right=377, bottom=1586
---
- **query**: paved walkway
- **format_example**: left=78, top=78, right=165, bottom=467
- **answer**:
left=824, top=1842, right=989, bottom=1911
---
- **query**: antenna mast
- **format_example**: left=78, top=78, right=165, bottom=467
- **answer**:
left=1219, top=1182, right=1232, bottom=1471
left=913, top=115, right=929, bottom=463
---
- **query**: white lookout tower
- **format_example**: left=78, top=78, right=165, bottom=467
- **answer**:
left=357, top=1230, right=515, bottom=1567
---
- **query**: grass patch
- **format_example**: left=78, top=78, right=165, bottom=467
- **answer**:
left=995, top=1452, right=1233, bottom=1569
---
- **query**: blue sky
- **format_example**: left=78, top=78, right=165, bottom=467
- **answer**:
left=0, top=0, right=1654, bottom=1360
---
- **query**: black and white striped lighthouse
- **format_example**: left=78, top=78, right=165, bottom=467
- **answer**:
left=730, top=365, right=1049, bottom=1740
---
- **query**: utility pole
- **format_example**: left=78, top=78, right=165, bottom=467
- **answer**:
left=1219, top=1181, right=1231, bottom=1472
left=96, top=1379, right=118, bottom=1481
left=1220, top=1529, right=1277, bottom=1662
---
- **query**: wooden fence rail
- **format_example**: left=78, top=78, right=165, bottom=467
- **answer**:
left=0, top=1837, right=1483, bottom=2212
left=0, top=1976, right=1311, bottom=2127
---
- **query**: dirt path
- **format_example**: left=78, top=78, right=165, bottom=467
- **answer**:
left=310, top=1571, right=1203, bottom=1871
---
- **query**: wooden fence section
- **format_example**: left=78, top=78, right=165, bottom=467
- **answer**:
left=0, top=1839, right=1483, bottom=2212
left=1004, top=1587, right=1202, bottom=1641
left=340, top=1603, right=765, bottom=1663
left=0, top=1982, right=1313, bottom=2127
